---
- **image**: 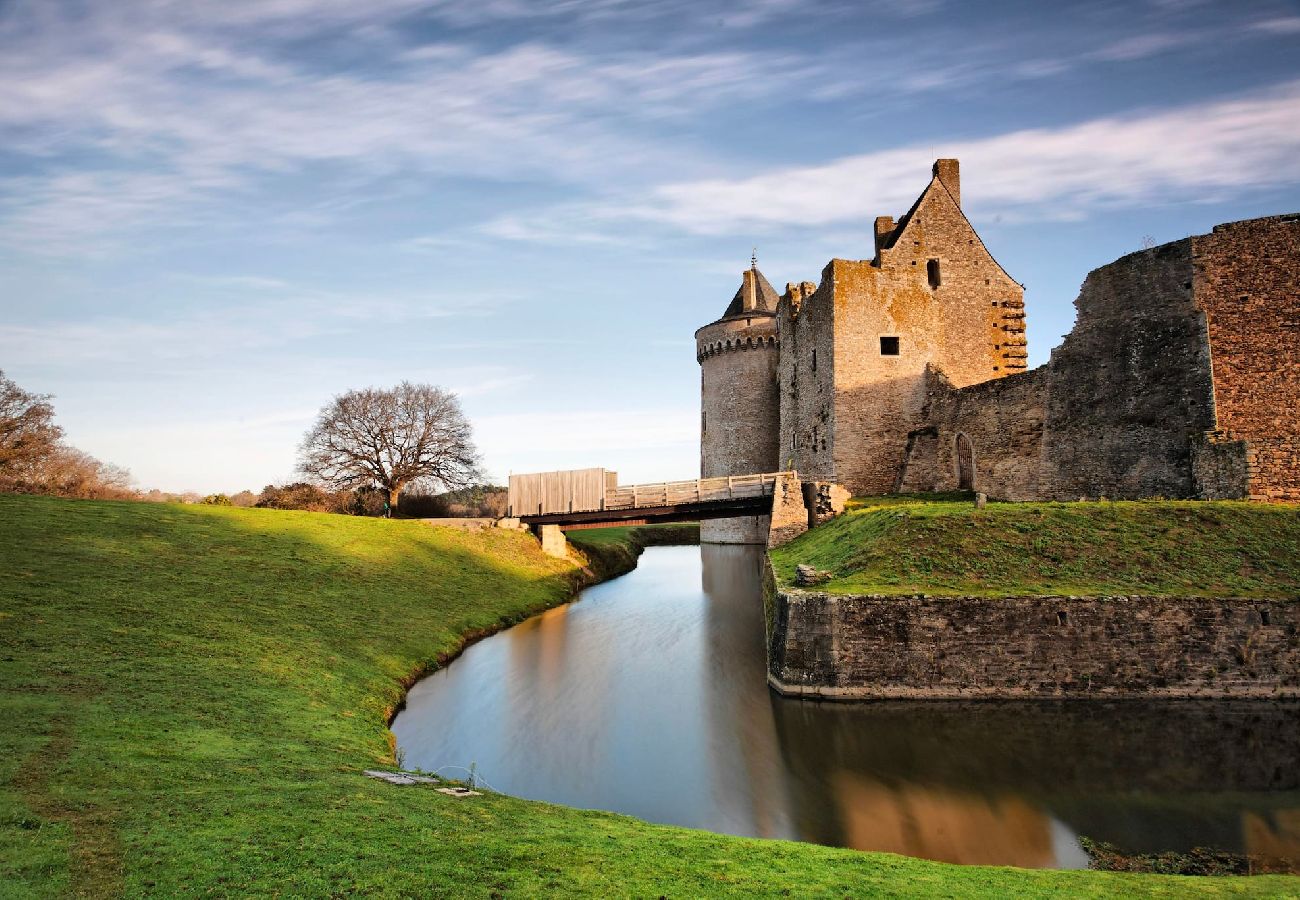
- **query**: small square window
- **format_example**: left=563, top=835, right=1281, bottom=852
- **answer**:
left=880, top=336, right=900, bottom=356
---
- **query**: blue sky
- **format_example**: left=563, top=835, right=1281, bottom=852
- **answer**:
left=3, top=0, right=1299, bottom=493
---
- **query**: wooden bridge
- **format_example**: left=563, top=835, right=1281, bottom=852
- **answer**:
left=508, top=468, right=792, bottom=528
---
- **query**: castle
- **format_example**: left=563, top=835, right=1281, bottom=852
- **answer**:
left=697, top=159, right=1300, bottom=543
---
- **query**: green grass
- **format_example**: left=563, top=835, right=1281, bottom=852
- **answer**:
left=563, top=522, right=699, bottom=549
left=771, top=496, right=1300, bottom=597
left=565, top=523, right=699, bottom=579
left=2, top=493, right=1297, bottom=896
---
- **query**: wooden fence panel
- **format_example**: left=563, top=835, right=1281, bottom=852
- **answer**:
left=508, top=468, right=613, bottom=516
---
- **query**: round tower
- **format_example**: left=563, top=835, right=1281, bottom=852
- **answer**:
left=696, top=261, right=782, bottom=544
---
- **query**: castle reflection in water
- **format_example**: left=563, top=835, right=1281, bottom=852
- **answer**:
left=394, top=545, right=1300, bottom=870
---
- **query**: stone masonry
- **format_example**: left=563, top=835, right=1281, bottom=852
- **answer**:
left=901, top=214, right=1300, bottom=501
left=698, top=159, right=1300, bottom=504
left=766, top=583, right=1300, bottom=700
left=697, top=265, right=781, bottom=542
left=775, top=160, right=1025, bottom=496
left=1193, top=216, right=1300, bottom=501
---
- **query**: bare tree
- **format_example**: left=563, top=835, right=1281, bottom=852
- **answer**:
left=298, top=382, right=480, bottom=512
left=0, top=370, right=63, bottom=481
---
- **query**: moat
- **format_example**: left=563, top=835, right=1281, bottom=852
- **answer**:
left=392, top=545, right=1300, bottom=870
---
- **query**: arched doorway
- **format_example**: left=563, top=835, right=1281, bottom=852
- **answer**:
left=955, top=433, right=975, bottom=491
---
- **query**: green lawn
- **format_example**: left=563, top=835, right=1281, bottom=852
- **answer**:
left=771, top=496, right=1300, bottom=597
left=2, top=494, right=1297, bottom=896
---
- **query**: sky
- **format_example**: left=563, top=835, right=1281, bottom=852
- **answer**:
left=2, top=0, right=1299, bottom=493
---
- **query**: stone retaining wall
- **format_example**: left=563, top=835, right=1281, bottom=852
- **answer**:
left=765, top=573, right=1299, bottom=700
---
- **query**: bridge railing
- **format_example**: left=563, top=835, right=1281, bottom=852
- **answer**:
left=603, top=472, right=786, bottom=511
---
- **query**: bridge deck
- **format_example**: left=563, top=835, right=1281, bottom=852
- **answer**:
left=515, top=471, right=788, bottom=527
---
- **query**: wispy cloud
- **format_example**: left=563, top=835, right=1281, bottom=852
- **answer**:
left=0, top=0, right=803, bottom=253
left=0, top=286, right=490, bottom=369
left=582, top=80, right=1300, bottom=235
left=1248, top=15, right=1300, bottom=34
left=10, top=0, right=1281, bottom=254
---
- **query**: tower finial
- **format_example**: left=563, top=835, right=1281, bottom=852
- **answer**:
left=751, top=247, right=757, bottom=270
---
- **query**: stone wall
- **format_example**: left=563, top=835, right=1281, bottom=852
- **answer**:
left=697, top=312, right=780, bottom=543
left=766, top=583, right=1300, bottom=700
left=1193, top=214, right=1300, bottom=501
left=776, top=275, right=837, bottom=481
left=1035, top=239, right=1218, bottom=500
left=903, top=216, right=1300, bottom=502
left=905, top=231, right=1284, bottom=502
left=899, top=367, right=1048, bottom=499
left=766, top=471, right=808, bottom=547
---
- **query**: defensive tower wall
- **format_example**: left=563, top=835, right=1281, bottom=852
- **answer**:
left=697, top=266, right=781, bottom=543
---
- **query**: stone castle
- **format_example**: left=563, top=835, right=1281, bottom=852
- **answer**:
left=697, top=159, right=1300, bottom=543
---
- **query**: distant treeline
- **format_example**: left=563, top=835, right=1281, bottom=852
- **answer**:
left=200, top=483, right=507, bottom=518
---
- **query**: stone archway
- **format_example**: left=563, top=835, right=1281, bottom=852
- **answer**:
left=955, top=433, right=975, bottom=491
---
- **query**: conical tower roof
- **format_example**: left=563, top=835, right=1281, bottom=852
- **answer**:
left=721, top=264, right=780, bottom=319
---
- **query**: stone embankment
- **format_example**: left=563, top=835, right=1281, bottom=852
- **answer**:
left=764, top=570, right=1299, bottom=700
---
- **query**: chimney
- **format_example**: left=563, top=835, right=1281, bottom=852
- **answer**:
left=874, top=215, right=896, bottom=257
left=933, top=158, right=960, bottom=207
left=741, top=269, right=757, bottom=311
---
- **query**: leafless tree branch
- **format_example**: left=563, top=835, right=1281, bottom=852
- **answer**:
left=297, top=382, right=481, bottom=511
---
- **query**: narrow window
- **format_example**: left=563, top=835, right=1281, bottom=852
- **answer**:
left=702, top=410, right=706, bottom=433
left=927, top=258, right=941, bottom=288
left=1261, top=609, right=1271, bottom=626
left=1057, top=610, right=1068, bottom=626
left=811, top=348, right=817, bottom=372
left=880, top=336, right=900, bottom=356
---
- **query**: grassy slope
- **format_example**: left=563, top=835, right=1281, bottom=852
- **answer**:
left=1, top=495, right=1296, bottom=897
left=771, top=496, right=1300, bottom=597
left=565, top=523, right=699, bottom=579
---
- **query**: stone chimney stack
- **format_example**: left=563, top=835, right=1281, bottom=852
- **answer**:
left=874, top=216, right=896, bottom=257
left=933, top=158, right=960, bottom=207
left=741, top=268, right=757, bottom=311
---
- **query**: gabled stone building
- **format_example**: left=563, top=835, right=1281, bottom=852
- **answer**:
left=697, top=159, right=1299, bottom=542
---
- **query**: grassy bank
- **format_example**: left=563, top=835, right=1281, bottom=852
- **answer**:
left=2, top=494, right=1296, bottom=896
left=771, top=496, right=1300, bottom=597
left=565, top=523, right=699, bottom=579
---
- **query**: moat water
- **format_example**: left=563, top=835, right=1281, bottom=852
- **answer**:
left=392, top=544, right=1300, bottom=869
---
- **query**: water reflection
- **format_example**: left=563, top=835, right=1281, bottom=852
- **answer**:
left=392, top=545, right=1300, bottom=869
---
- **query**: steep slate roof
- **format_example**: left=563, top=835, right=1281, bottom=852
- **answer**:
left=721, top=266, right=781, bottom=318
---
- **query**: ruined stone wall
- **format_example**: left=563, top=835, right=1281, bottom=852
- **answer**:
left=903, top=216, right=1299, bottom=503
left=1035, top=239, right=1217, bottom=500
left=1193, top=214, right=1300, bottom=501
left=697, top=314, right=780, bottom=542
left=899, top=366, right=1048, bottom=499
left=766, top=586, right=1299, bottom=700
left=777, top=275, right=836, bottom=481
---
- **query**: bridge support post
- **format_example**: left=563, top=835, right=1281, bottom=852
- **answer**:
left=534, top=524, right=569, bottom=558
left=767, top=472, right=809, bottom=548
